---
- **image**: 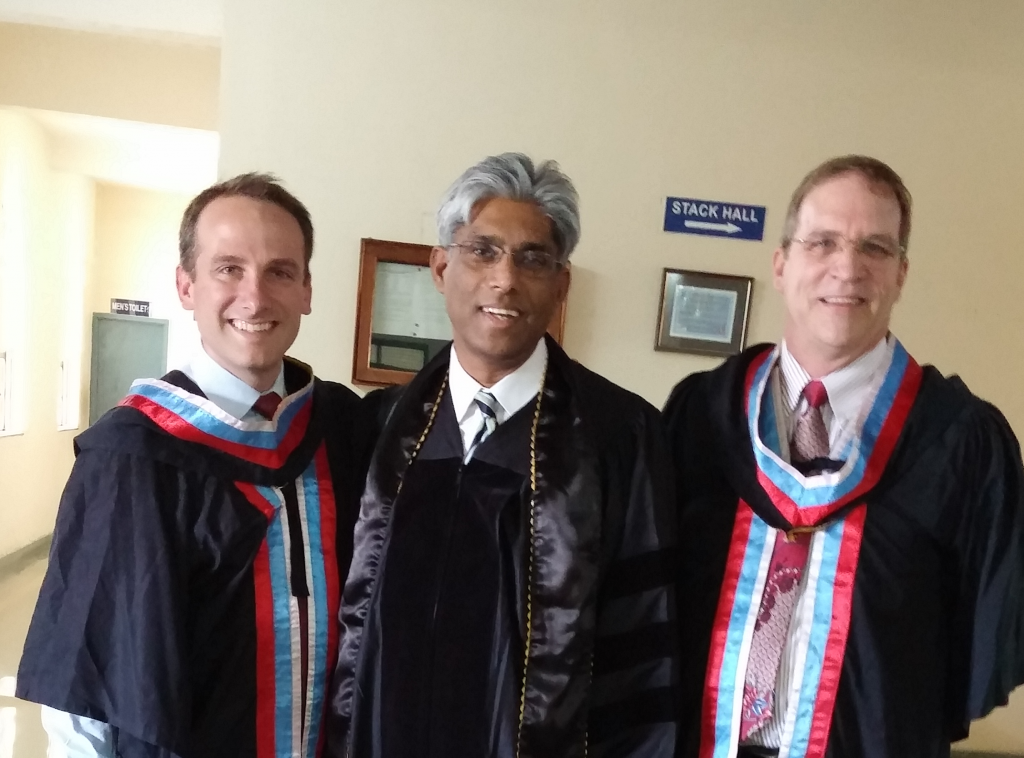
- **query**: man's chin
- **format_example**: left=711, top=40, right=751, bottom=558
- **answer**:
left=230, top=347, right=287, bottom=374
left=814, top=330, right=880, bottom=358
left=483, top=343, right=541, bottom=370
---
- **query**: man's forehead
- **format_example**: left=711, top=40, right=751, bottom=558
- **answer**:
left=198, top=196, right=301, bottom=233
left=199, top=194, right=264, bottom=222
left=196, top=197, right=303, bottom=244
left=796, top=174, right=901, bottom=231
left=192, top=198, right=308, bottom=276
left=206, top=250, right=302, bottom=267
left=464, top=197, right=555, bottom=244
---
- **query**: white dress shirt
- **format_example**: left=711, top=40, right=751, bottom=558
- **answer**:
left=745, top=335, right=893, bottom=749
left=772, top=336, right=892, bottom=460
left=41, top=346, right=286, bottom=758
left=448, top=338, right=547, bottom=454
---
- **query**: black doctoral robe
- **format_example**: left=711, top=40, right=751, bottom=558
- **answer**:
left=664, top=342, right=1024, bottom=758
left=17, top=359, right=375, bottom=758
left=328, top=336, right=678, bottom=758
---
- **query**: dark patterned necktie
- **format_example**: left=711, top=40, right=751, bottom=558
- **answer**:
left=464, top=389, right=500, bottom=463
left=739, top=380, right=829, bottom=740
left=791, top=380, right=830, bottom=464
left=252, top=391, right=283, bottom=420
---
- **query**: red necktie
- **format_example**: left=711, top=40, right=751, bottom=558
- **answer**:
left=252, top=391, right=282, bottom=420
left=740, top=380, right=829, bottom=740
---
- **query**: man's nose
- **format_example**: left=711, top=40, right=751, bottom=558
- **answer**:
left=830, top=240, right=865, bottom=280
left=488, top=250, right=518, bottom=290
left=237, top=271, right=270, bottom=309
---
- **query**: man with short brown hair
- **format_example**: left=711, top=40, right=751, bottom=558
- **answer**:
left=666, top=155, right=1024, bottom=758
left=18, top=173, right=373, bottom=757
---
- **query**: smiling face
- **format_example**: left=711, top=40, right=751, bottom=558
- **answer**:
left=430, top=197, right=570, bottom=386
left=773, top=171, right=908, bottom=376
left=176, top=195, right=312, bottom=391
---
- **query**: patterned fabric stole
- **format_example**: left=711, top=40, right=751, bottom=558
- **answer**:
left=699, top=344, right=922, bottom=758
left=119, top=371, right=334, bottom=755
left=236, top=444, right=340, bottom=758
left=700, top=503, right=866, bottom=758
left=119, top=377, right=313, bottom=468
left=745, top=342, right=922, bottom=528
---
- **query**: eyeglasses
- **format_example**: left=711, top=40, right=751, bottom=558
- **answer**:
left=791, top=233, right=905, bottom=261
left=447, top=240, right=565, bottom=276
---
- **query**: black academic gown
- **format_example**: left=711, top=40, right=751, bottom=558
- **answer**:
left=664, top=342, right=1024, bottom=758
left=328, top=336, right=678, bottom=758
left=17, top=359, right=375, bottom=758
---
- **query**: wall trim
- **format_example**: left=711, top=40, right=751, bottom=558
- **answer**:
left=0, top=535, right=50, bottom=580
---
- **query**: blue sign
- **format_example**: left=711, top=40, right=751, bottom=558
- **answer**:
left=664, top=196, right=767, bottom=241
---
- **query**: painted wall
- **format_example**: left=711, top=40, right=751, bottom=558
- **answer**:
left=0, top=17, right=220, bottom=559
left=0, top=110, right=92, bottom=559
left=0, top=125, right=204, bottom=561
left=0, top=0, right=222, bottom=39
left=218, top=0, right=1024, bottom=426
left=218, top=0, right=1024, bottom=750
left=0, top=21, right=219, bottom=130
left=91, top=183, right=200, bottom=374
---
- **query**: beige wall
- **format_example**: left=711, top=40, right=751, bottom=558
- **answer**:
left=0, top=19, right=219, bottom=560
left=0, top=21, right=220, bottom=130
left=0, top=110, right=92, bottom=559
left=219, top=0, right=1024, bottom=749
left=219, top=0, right=1024, bottom=430
left=0, top=121, right=201, bottom=561
left=91, top=183, right=200, bottom=373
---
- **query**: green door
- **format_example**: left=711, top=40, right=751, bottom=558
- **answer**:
left=89, top=313, right=169, bottom=425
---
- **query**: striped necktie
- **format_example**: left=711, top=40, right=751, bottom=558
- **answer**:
left=464, top=389, right=500, bottom=463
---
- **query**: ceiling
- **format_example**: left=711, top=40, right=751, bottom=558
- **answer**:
left=0, top=0, right=221, bottom=40
left=26, top=108, right=219, bottom=194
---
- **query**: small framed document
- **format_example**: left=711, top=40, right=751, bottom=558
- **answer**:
left=352, top=239, right=567, bottom=386
left=655, top=268, right=753, bottom=357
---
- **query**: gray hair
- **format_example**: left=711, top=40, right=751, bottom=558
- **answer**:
left=436, top=152, right=581, bottom=261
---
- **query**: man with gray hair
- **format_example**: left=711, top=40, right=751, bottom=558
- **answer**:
left=328, top=153, right=677, bottom=758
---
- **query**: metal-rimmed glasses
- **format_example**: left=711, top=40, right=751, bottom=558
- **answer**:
left=791, top=233, right=905, bottom=261
left=447, top=240, right=564, bottom=277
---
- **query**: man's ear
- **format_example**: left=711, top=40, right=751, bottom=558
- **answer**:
left=772, top=246, right=787, bottom=293
left=176, top=265, right=196, bottom=310
left=554, top=263, right=571, bottom=304
left=429, top=246, right=449, bottom=293
left=302, top=272, right=312, bottom=316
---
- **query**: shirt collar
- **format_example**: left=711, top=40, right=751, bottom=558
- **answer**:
left=449, top=338, right=547, bottom=425
left=181, top=345, right=286, bottom=420
left=778, top=336, right=891, bottom=423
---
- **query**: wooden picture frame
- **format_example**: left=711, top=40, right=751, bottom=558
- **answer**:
left=352, top=238, right=568, bottom=387
left=655, top=268, right=753, bottom=358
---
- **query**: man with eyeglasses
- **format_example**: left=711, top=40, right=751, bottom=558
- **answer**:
left=327, top=153, right=677, bottom=758
left=664, top=155, right=1024, bottom=758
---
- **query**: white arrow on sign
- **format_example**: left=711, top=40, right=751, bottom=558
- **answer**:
left=684, top=220, right=742, bottom=234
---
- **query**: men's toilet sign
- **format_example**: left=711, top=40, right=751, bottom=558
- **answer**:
left=664, top=196, right=767, bottom=241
